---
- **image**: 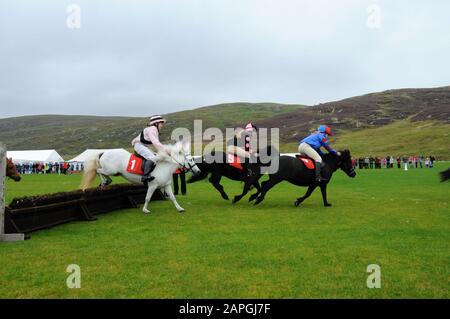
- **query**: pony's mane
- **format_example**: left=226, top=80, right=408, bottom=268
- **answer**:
left=154, top=141, right=187, bottom=162
left=323, top=149, right=351, bottom=160
left=339, top=149, right=351, bottom=159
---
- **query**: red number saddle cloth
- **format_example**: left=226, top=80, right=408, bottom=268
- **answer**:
left=295, top=155, right=316, bottom=170
left=126, top=154, right=144, bottom=175
left=227, top=153, right=244, bottom=170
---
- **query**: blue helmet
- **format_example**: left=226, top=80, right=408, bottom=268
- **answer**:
left=318, top=125, right=332, bottom=135
left=318, top=125, right=326, bottom=133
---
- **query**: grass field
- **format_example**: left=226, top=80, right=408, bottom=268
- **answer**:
left=0, top=164, right=449, bottom=298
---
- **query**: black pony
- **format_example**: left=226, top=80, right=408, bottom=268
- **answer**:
left=250, top=150, right=356, bottom=207
left=440, top=168, right=450, bottom=182
left=188, top=146, right=276, bottom=203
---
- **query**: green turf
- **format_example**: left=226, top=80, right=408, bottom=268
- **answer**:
left=0, top=164, right=449, bottom=298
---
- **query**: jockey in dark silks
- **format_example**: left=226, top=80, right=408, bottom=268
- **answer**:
left=227, top=123, right=259, bottom=176
left=298, top=125, right=339, bottom=183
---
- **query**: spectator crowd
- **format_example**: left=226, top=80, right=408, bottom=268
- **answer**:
left=14, top=162, right=84, bottom=175
left=352, top=155, right=436, bottom=170
left=13, top=155, right=438, bottom=176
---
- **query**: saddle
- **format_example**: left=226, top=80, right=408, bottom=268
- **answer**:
left=126, top=152, right=146, bottom=175
left=295, top=155, right=316, bottom=170
left=227, top=153, right=244, bottom=170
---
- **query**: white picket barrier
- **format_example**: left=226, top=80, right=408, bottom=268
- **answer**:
left=0, top=143, right=24, bottom=242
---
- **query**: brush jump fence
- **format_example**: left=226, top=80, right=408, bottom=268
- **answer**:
left=1, top=144, right=164, bottom=239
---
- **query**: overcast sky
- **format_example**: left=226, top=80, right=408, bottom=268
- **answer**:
left=1, top=0, right=449, bottom=118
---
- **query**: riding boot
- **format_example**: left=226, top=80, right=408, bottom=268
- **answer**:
left=141, top=160, right=156, bottom=185
left=314, top=161, right=322, bottom=183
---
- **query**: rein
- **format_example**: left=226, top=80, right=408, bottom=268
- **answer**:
left=171, top=153, right=195, bottom=173
left=326, top=153, right=355, bottom=175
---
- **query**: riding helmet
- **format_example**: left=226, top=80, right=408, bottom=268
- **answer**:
left=148, top=115, right=166, bottom=126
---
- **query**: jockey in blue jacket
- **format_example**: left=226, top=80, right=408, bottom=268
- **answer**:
left=298, top=125, right=338, bottom=183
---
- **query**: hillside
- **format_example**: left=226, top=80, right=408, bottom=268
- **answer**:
left=255, top=86, right=450, bottom=143
left=0, top=87, right=449, bottom=158
left=283, top=119, right=450, bottom=159
left=0, top=103, right=303, bottom=156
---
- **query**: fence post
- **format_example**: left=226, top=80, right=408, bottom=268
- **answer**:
left=0, top=143, right=24, bottom=242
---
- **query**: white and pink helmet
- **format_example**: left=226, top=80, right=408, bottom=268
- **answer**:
left=148, top=115, right=166, bottom=126
left=244, top=122, right=257, bottom=132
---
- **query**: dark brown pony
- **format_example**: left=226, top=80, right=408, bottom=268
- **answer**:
left=187, top=146, right=278, bottom=203
left=440, top=168, right=450, bottom=182
left=5, top=158, right=21, bottom=181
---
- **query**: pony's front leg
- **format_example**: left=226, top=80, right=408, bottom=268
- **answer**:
left=209, top=174, right=229, bottom=200
left=233, top=175, right=256, bottom=204
left=164, top=184, right=185, bottom=213
left=319, top=184, right=332, bottom=207
left=142, top=184, right=158, bottom=214
left=248, top=179, right=261, bottom=202
left=254, top=177, right=281, bottom=205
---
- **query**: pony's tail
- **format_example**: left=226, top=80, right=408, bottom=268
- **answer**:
left=80, top=154, right=101, bottom=190
left=187, top=162, right=209, bottom=183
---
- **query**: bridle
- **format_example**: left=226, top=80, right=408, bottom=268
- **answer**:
left=171, top=152, right=197, bottom=173
left=337, top=154, right=355, bottom=176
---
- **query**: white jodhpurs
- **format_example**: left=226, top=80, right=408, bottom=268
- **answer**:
left=134, top=143, right=156, bottom=161
left=298, top=143, right=322, bottom=163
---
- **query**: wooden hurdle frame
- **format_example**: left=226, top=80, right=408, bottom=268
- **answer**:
left=0, top=143, right=24, bottom=241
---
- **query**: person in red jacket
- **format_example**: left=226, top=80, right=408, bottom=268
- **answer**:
left=172, top=168, right=187, bottom=195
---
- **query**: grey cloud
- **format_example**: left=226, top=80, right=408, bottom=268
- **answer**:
left=0, top=0, right=449, bottom=117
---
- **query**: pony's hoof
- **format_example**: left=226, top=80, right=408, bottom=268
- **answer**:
left=222, top=195, right=229, bottom=201
left=294, top=200, right=301, bottom=207
left=178, top=208, right=185, bottom=213
left=232, top=197, right=240, bottom=204
left=249, top=194, right=257, bottom=202
left=324, top=203, right=332, bottom=207
left=143, top=208, right=150, bottom=214
left=254, top=197, right=262, bottom=205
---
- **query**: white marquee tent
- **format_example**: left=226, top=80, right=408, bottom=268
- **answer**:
left=68, top=149, right=126, bottom=163
left=7, top=150, right=65, bottom=164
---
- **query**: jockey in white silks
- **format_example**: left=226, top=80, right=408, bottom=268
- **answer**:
left=131, top=115, right=170, bottom=184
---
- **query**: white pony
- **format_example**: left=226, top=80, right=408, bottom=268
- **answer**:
left=80, top=141, right=200, bottom=214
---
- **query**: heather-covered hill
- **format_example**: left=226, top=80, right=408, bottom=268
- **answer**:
left=1, top=87, right=449, bottom=158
